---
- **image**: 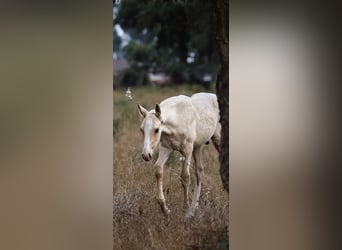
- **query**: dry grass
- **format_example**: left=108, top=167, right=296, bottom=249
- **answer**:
left=113, top=85, right=228, bottom=250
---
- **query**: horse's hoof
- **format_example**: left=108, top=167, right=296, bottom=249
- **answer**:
left=185, top=204, right=198, bottom=218
left=161, top=206, right=170, bottom=215
left=185, top=211, right=194, bottom=219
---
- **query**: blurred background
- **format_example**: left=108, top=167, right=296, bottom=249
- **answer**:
left=0, top=1, right=112, bottom=250
left=113, top=0, right=219, bottom=90
left=0, top=0, right=341, bottom=250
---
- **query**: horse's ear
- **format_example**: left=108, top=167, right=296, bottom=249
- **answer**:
left=137, top=104, right=148, bottom=118
left=155, top=104, right=161, bottom=118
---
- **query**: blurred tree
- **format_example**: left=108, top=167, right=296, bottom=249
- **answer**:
left=124, top=40, right=156, bottom=70
left=115, top=0, right=219, bottom=84
left=119, top=40, right=155, bottom=86
left=113, top=28, right=122, bottom=57
left=212, top=0, right=229, bottom=192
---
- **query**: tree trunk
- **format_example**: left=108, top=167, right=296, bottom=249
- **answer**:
left=211, top=0, right=229, bottom=192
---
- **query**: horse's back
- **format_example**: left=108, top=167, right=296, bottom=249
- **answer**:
left=159, top=93, right=219, bottom=146
left=190, top=93, right=220, bottom=145
left=160, top=95, right=194, bottom=117
left=160, top=95, right=191, bottom=107
left=190, top=93, right=219, bottom=121
left=159, top=95, right=196, bottom=129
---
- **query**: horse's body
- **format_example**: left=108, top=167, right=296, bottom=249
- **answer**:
left=138, top=93, right=221, bottom=217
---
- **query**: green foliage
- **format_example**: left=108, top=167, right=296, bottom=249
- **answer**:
left=119, top=67, right=148, bottom=87
left=124, top=40, right=156, bottom=69
left=113, top=28, right=122, bottom=54
left=114, top=0, right=219, bottom=84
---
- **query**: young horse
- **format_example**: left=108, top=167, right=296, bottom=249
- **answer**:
left=137, top=93, right=221, bottom=217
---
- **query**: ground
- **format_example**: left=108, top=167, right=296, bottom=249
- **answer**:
left=113, top=84, right=228, bottom=249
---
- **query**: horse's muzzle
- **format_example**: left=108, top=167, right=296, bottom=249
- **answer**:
left=142, top=153, right=152, bottom=161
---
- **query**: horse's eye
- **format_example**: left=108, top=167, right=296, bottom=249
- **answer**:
left=155, top=128, right=159, bottom=133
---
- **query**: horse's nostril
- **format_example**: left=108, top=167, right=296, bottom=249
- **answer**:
left=142, top=153, right=152, bottom=161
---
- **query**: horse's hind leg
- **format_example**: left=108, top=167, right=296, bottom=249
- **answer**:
left=186, top=146, right=204, bottom=218
left=211, top=123, right=221, bottom=153
left=155, top=145, right=172, bottom=215
left=181, top=144, right=193, bottom=210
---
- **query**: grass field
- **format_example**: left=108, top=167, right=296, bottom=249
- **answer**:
left=113, top=85, right=228, bottom=249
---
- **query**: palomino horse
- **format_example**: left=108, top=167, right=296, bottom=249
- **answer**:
left=137, top=93, right=221, bottom=217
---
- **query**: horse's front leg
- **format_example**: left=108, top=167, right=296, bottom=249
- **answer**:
left=181, top=144, right=193, bottom=210
left=155, top=145, right=172, bottom=215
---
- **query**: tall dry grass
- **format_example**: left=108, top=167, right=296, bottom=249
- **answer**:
left=114, top=85, right=228, bottom=249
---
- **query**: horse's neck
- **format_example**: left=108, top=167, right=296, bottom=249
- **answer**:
left=160, top=109, right=178, bottom=138
left=161, top=110, right=187, bottom=140
left=160, top=125, right=181, bottom=150
left=160, top=108, right=178, bottom=133
left=159, top=103, right=196, bottom=151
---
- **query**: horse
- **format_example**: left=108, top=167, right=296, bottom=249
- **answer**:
left=137, top=92, right=221, bottom=217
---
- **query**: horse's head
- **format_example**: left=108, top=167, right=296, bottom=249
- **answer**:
left=137, top=103, right=163, bottom=161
